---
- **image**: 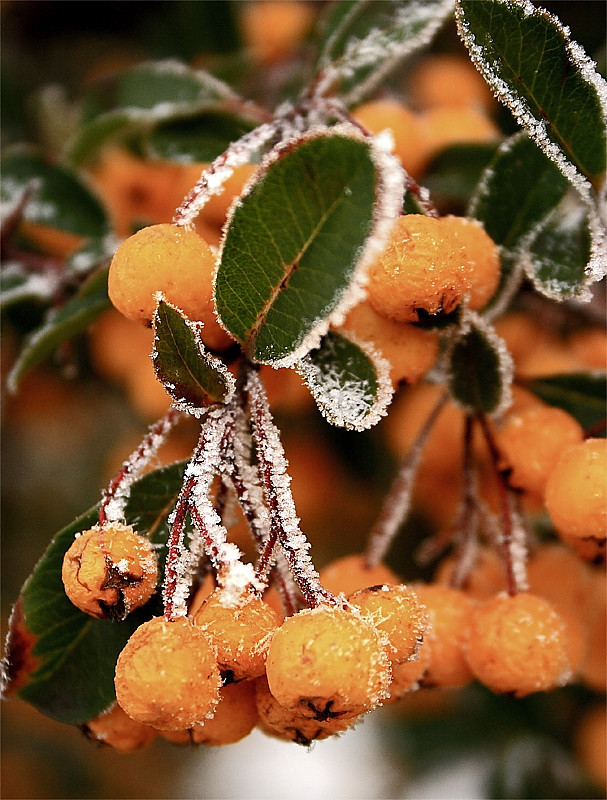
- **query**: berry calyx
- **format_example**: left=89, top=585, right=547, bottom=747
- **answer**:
left=61, top=523, right=158, bottom=620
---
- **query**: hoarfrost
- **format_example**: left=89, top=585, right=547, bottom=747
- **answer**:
left=0, top=266, right=60, bottom=309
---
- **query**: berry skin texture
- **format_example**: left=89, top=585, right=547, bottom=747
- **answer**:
left=83, top=703, right=158, bottom=752
left=193, top=589, right=281, bottom=681
left=465, top=592, right=572, bottom=697
left=366, top=214, right=470, bottom=324
left=544, top=438, right=607, bottom=564
left=189, top=680, right=259, bottom=746
left=439, top=215, right=501, bottom=311
left=318, top=554, right=399, bottom=597
left=114, top=616, right=221, bottom=731
left=496, top=405, right=584, bottom=497
left=347, top=584, right=428, bottom=665
left=265, top=604, right=391, bottom=720
left=61, top=524, right=158, bottom=620
left=108, top=223, right=232, bottom=350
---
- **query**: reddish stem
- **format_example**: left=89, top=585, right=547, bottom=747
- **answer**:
left=163, top=476, right=195, bottom=620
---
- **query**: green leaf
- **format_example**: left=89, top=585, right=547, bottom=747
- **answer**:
left=152, top=299, right=236, bottom=413
left=448, top=314, right=513, bottom=415
left=522, top=372, right=606, bottom=434
left=456, top=0, right=607, bottom=190
left=6, top=267, right=111, bottom=393
left=423, top=142, right=498, bottom=212
left=1, top=147, right=109, bottom=237
left=296, top=330, right=393, bottom=430
left=314, top=0, right=454, bottom=106
left=145, top=110, right=258, bottom=163
left=215, top=132, right=382, bottom=366
left=1, top=461, right=186, bottom=725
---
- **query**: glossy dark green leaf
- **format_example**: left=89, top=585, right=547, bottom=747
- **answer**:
left=146, top=110, right=258, bottom=163
left=448, top=317, right=512, bottom=415
left=456, top=0, right=607, bottom=189
left=314, top=0, right=454, bottom=105
left=152, top=299, right=235, bottom=413
left=6, top=267, right=111, bottom=393
left=296, top=330, right=393, bottom=430
left=215, top=133, right=380, bottom=366
left=1, top=461, right=186, bottom=725
left=522, top=372, right=606, bottom=434
left=1, top=148, right=109, bottom=237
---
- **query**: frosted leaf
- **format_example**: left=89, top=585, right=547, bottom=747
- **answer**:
left=0, top=265, right=60, bottom=310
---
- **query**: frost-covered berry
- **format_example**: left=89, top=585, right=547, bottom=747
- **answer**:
left=265, top=604, right=391, bottom=720
left=319, top=553, right=399, bottom=596
left=189, top=680, right=259, bottom=746
left=61, top=524, right=158, bottom=620
left=114, top=616, right=221, bottom=731
left=83, top=703, right=158, bottom=752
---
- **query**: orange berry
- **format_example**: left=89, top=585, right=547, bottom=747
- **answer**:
left=412, top=584, right=475, bottom=688
left=239, top=1, right=316, bottom=64
left=88, top=309, right=152, bottom=385
left=385, top=639, right=433, bottom=699
left=434, top=547, right=508, bottom=601
left=194, top=589, right=281, bottom=681
left=83, top=703, right=158, bottom=752
left=575, top=705, right=607, bottom=793
left=258, top=364, right=314, bottom=413
left=61, top=524, right=158, bottom=620
left=419, top=106, right=500, bottom=162
left=466, top=592, right=572, bottom=697
left=255, top=676, right=354, bottom=745
left=319, top=553, right=399, bottom=597
left=19, top=221, right=85, bottom=259
left=114, top=616, right=221, bottom=731
left=580, top=570, right=606, bottom=692
left=526, top=543, right=594, bottom=614
left=108, top=223, right=233, bottom=350
left=189, top=680, right=259, bottom=746
left=337, top=300, right=439, bottom=387
left=545, top=439, right=607, bottom=563
left=123, top=352, right=173, bottom=422
left=352, top=100, right=429, bottom=178
left=568, top=326, right=607, bottom=370
left=496, top=405, right=584, bottom=496
left=439, top=215, right=501, bottom=310
left=408, top=54, right=496, bottom=113
left=366, top=214, right=471, bottom=324
left=265, top=604, right=391, bottom=719
left=347, top=584, right=428, bottom=664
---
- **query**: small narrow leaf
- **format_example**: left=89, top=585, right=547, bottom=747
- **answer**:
left=152, top=298, right=235, bottom=413
left=1, top=461, right=186, bottom=725
left=314, top=0, right=454, bottom=106
left=522, top=372, right=606, bottom=434
left=456, top=0, right=607, bottom=191
left=447, top=314, right=513, bottom=415
left=296, top=330, right=393, bottom=430
left=215, top=130, right=395, bottom=367
left=6, top=267, right=111, bottom=393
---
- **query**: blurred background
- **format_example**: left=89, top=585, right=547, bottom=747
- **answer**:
left=2, top=2, right=605, bottom=798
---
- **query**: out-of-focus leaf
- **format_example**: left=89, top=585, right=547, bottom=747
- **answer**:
left=1, top=147, right=109, bottom=237
left=314, top=0, right=454, bottom=106
left=522, top=372, right=606, bottom=434
left=456, top=0, right=607, bottom=190
left=1, top=461, right=186, bottom=725
left=6, top=267, right=111, bottom=393
left=215, top=132, right=382, bottom=366
left=423, top=142, right=498, bottom=211
left=296, top=330, right=393, bottom=430
left=152, top=299, right=235, bottom=413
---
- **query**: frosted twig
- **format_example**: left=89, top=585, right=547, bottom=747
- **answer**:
left=246, top=367, right=337, bottom=607
left=99, top=407, right=182, bottom=526
left=366, top=390, right=449, bottom=568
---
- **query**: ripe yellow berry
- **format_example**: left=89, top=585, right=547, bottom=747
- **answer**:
left=385, top=640, right=433, bottom=699
left=407, top=54, right=496, bottom=113
left=575, top=705, right=607, bottom=793
left=83, top=703, right=158, bottom=752
left=352, top=100, right=429, bottom=178
left=61, top=524, right=158, bottom=620
left=265, top=604, right=391, bottom=720
left=496, top=405, right=584, bottom=497
left=347, top=584, right=428, bottom=664
left=108, top=223, right=232, bottom=350
left=526, top=543, right=594, bottom=614
left=580, top=570, right=606, bottom=692
left=114, top=616, right=221, bottom=731
left=465, top=592, right=572, bottom=697
left=337, top=300, right=439, bottom=387
left=439, top=215, right=501, bottom=311
left=194, top=589, right=281, bottom=681
left=419, top=106, right=500, bottom=161
left=545, top=438, right=607, bottom=564
left=412, top=584, right=475, bottom=688
left=318, top=553, right=399, bottom=597
left=434, top=547, right=508, bottom=601
left=239, top=1, right=316, bottom=64
left=366, top=214, right=470, bottom=324
left=255, top=676, right=354, bottom=745
left=189, top=680, right=259, bottom=746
